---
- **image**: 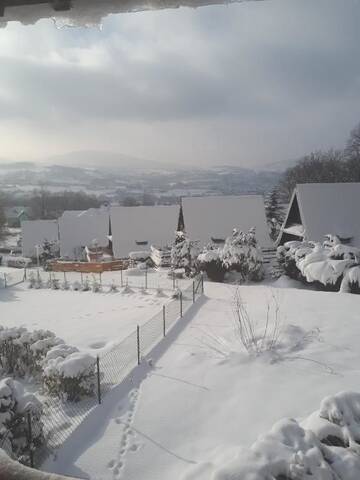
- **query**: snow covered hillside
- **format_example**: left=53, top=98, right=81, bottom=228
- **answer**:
left=43, top=281, right=360, bottom=480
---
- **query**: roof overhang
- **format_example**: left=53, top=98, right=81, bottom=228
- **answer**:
left=0, top=0, right=253, bottom=27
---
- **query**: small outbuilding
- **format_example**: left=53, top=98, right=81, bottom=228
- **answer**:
left=277, top=183, right=360, bottom=246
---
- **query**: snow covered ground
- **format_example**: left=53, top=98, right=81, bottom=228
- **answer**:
left=42, top=280, right=360, bottom=479
left=0, top=277, right=172, bottom=354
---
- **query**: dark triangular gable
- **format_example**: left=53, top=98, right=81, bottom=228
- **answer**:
left=278, top=191, right=304, bottom=245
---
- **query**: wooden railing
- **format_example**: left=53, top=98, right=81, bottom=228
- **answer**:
left=48, top=260, right=129, bottom=273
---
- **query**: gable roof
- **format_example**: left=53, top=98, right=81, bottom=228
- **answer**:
left=59, top=208, right=110, bottom=258
left=21, top=219, right=59, bottom=257
left=110, top=205, right=179, bottom=258
left=279, top=183, right=360, bottom=245
left=182, top=195, right=272, bottom=248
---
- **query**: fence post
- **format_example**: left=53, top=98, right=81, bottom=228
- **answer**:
left=145, top=266, right=148, bottom=290
left=81, top=271, right=83, bottom=285
left=192, top=281, right=195, bottom=303
left=26, top=411, right=34, bottom=468
left=24, top=268, right=27, bottom=281
left=172, top=271, right=175, bottom=290
left=163, top=305, right=166, bottom=337
left=121, top=269, right=123, bottom=288
left=201, top=274, right=204, bottom=294
left=137, top=325, right=141, bottom=365
left=99, top=272, right=102, bottom=286
left=4, top=273, right=7, bottom=288
left=180, top=291, right=183, bottom=318
left=96, top=356, right=101, bottom=404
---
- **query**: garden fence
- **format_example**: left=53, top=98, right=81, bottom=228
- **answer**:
left=0, top=269, right=26, bottom=288
left=0, top=274, right=204, bottom=468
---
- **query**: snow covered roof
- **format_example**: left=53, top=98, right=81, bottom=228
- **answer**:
left=182, top=195, right=272, bottom=248
left=110, top=205, right=178, bottom=259
left=21, top=219, right=59, bottom=257
left=280, top=183, right=360, bottom=245
left=59, top=208, right=110, bottom=259
left=0, top=0, right=242, bottom=28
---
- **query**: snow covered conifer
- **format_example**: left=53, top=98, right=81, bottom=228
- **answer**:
left=221, top=228, right=264, bottom=282
left=265, top=189, right=284, bottom=241
left=171, top=231, right=200, bottom=276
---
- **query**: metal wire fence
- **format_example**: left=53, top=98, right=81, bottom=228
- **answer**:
left=0, top=269, right=26, bottom=288
left=0, top=274, right=204, bottom=469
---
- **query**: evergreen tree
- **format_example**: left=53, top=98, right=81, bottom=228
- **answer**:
left=177, top=200, right=185, bottom=233
left=265, top=189, right=284, bottom=241
left=171, top=231, right=200, bottom=276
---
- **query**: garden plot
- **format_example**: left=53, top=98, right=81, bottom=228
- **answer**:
left=0, top=281, right=170, bottom=354
left=44, top=281, right=360, bottom=480
left=23, top=266, right=191, bottom=292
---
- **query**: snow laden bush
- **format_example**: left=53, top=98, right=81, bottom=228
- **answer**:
left=0, top=327, right=61, bottom=378
left=0, top=377, right=44, bottom=465
left=171, top=231, right=201, bottom=277
left=198, top=228, right=264, bottom=283
left=277, top=235, right=360, bottom=292
left=232, top=289, right=282, bottom=356
left=198, top=244, right=226, bottom=282
left=42, top=345, right=96, bottom=402
left=208, top=391, right=360, bottom=480
left=221, top=228, right=264, bottom=282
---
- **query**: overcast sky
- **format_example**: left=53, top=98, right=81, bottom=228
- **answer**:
left=0, top=0, right=359, bottom=168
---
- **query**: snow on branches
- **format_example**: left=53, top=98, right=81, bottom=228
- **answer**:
left=198, top=228, right=264, bottom=282
left=277, top=235, right=360, bottom=292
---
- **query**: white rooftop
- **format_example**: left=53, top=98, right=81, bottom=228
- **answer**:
left=295, top=183, right=360, bottom=245
left=182, top=195, right=272, bottom=248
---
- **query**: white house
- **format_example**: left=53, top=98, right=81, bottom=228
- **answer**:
left=110, top=205, right=179, bottom=258
left=182, top=195, right=272, bottom=248
left=21, top=219, right=59, bottom=258
left=277, top=183, right=360, bottom=246
left=58, top=208, right=110, bottom=259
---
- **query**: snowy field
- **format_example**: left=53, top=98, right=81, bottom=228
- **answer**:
left=43, top=280, right=360, bottom=480
left=0, top=276, right=173, bottom=355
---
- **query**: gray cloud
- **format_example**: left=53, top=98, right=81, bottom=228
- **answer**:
left=0, top=0, right=360, bottom=166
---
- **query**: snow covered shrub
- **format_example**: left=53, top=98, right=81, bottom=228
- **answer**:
left=122, top=283, right=134, bottom=294
left=0, top=327, right=61, bottom=378
left=46, top=275, right=60, bottom=290
left=221, top=228, right=264, bottom=282
left=340, top=266, right=360, bottom=294
left=278, top=236, right=360, bottom=292
left=91, top=276, right=102, bottom=293
left=108, top=280, right=118, bottom=293
left=0, top=377, right=44, bottom=464
left=81, top=277, right=90, bottom=292
left=43, top=350, right=96, bottom=402
left=232, top=289, right=282, bottom=356
left=61, top=279, right=70, bottom=290
left=171, top=231, right=200, bottom=276
left=27, top=271, right=37, bottom=289
left=72, top=280, right=82, bottom=291
left=197, top=245, right=226, bottom=282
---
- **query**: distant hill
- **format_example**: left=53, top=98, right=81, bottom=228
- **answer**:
left=41, top=151, right=170, bottom=172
